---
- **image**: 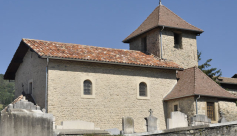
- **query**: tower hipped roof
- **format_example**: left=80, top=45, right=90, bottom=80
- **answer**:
left=123, top=5, right=203, bottom=43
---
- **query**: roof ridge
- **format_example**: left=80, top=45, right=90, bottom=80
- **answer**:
left=161, top=6, right=203, bottom=31
left=23, top=38, right=140, bottom=53
left=194, top=67, right=197, bottom=94
left=157, top=5, right=161, bottom=26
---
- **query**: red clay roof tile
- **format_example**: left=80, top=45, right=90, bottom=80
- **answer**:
left=22, top=38, right=182, bottom=69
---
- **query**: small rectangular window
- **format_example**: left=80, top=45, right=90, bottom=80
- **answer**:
left=174, top=105, right=178, bottom=111
left=207, top=102, right=215, bottom=121
left=174, top=33, right=182, bottom=49
left=142, top=36, right=147, bottom=53
left=28, top=81, right=33, bottom=94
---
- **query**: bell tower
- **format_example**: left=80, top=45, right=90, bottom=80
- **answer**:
left=123, top=3, right=203, bottom=69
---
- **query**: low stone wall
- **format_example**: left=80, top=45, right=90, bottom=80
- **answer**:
left=0, top=109, right=54, bottom=136
left=126, top=121, right=237, bottom=136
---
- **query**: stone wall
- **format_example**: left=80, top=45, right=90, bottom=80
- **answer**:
left=130, top=37, right=142, bottom=52
left=129, top=28, right=198, bottom=69
left=47, top=60, right=177, bottom=132
left=15, top=49, right=46, bottom=108
left=166, top=97, right=195, bottom=125
left=130, top=28, right=160, bottom=57
left=0, top=100, right=54, bottom=136
left=195, top=97, right=219, bottom=123
left=155, top=122, right=237, bottom=136
left=146, top=28, right=160, bottom=57
left=218, top=101, right=237, bottom=122
left=162, top=29, right=198, bottom=69
left=165, top=97, right=237, bottom=126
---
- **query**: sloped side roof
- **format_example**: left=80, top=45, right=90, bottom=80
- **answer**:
left=217, top=77, right=237, bottom=85
left=4, top=39, right=182, bottom=80
left=164, top=67, right=237, bottom=101
left=123, top=5, right=203, bottom=43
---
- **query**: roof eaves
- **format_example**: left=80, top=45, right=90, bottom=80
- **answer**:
left=41, top=56, right=183, bottom=70
left=164, top=93, right=237, bottom=101
left=157, top=25, right=204, bottom=33
left=163, top=94, right=195, bottom=101
left=219, top=82, right=237, bottom=85
left=4, top=40, right=30, bottom=80
left=194, top=94, right=237, bottom=100
left=122, top=26, right=159, bottom=43
left=123, top=25, right=204, bottom=43
left=161, top=5, right=203, bottom=32
left=22, top=39, right=44, bottom=58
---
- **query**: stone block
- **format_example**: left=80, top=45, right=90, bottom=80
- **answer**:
left=61, top=120, right=95, bottom=130
left=145, top=109, right=158, bottom=132
left=32, top=110, right=43, bottom=113
left=24, top=101, right=31, bottom=110
left=56, top=125, right=63, bottom=129
left=30, top=103, right=36, bottom=110
left=167, top=111, right=188, bottom=129
left=122, top=117, right=134, bottom=134
left=36, top=106, right=41, bottom=110
left=191, top=114, right=211, bottom=126
left=218, top=117, right=227, bottom=123
left=0, top=108, right=54, bottom=136
left=106, top=128, right=120, bottom=135
left=14, top=102, right=20, bottom=109
left=145, top=116, right=158, bottom=132
left=7, top=104, right=13, bottom=112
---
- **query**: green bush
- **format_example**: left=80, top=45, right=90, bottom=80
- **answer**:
left=0, top=74, right=15, bottom=110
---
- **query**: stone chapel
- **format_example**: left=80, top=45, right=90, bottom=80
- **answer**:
left=3, top=2, right=237, bottom=133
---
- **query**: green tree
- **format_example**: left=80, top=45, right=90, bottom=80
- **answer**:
left=0, top=74, right=15, bottom=111
left=198, top=51, right=222, bottom=81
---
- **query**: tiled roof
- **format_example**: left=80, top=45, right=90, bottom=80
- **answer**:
left=217, top=77, right=237, bottom=85
left=123, top=5, right=203, bottom=43
left=164, top=67, right=237, bottom=101
left=22, top=39, right=182, bottom=69
left=4, top=38, right=182, bottom=80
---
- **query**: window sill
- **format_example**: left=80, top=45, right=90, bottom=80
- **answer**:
left=137, top=96, right=150, bottom=100
left=81, top=95, right=95, bottom=99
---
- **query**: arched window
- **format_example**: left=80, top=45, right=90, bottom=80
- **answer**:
left=139, top=82, right=147, bottom=97
left=84, top=80, right=92, bottom=95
